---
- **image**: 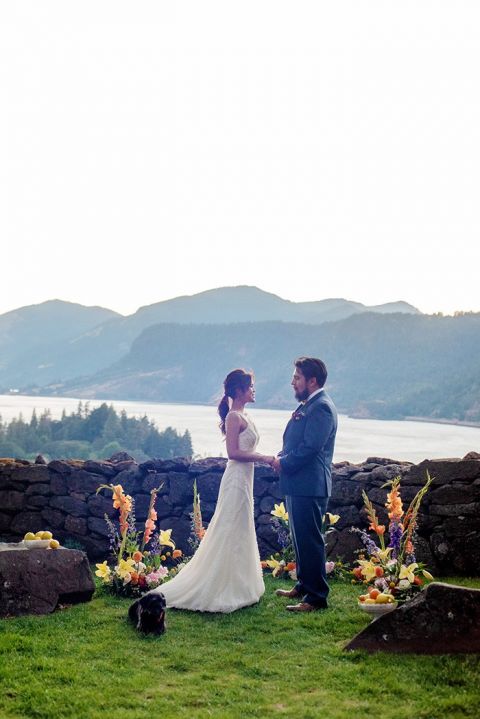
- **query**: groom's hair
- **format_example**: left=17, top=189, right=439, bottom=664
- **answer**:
left=294, top=357, right=327, bottom=388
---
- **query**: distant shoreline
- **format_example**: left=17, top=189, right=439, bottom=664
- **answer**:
left=403, top=416, right=480, bottom=429
left=2, top=393, right=480, bottom=430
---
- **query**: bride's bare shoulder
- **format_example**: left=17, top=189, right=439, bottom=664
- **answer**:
left=225, top=410, right=248, bottom=431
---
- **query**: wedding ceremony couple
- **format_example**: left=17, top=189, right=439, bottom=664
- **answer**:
left=142, top=356, right=338, bottom=617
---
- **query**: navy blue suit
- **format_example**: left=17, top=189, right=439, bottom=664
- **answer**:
left=279, top=389, right=337, bottom=606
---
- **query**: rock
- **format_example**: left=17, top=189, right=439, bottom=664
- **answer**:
left=260, top=496, right=276, bottom=514
left=253, top=477, right=274, bottom=497
left=10, top=511, right=43, bottom=535
left=0, top=490, right=25, bottom=512
left=14, top=465, right=50, bottom=483
left=429, top=483, right=480, bottom=504
left=332, top=464, right=363, bottom=479
left=429, top=502, right=480, bottom=517
left=50, top=496, right=88, bottom=517
left=168, top=473, right=194, bottom=506
left=331, top=479, right=364, bottom=505
left=188, top=458, right=226, bottom=475
left=0, top=512, right=11, bottom=532
left=463, top=451, right=480, bottom=460
left=64, top=515, right=88, bottom=536
left=83, top=460, right=117, bottom=477
left=48, top=460, right=73, bottom=476
left=26, top=495, right=49, bottom=508
left=253, top=464, right=277, bottom=480
left=141, top=458, right=191, bottom=473
left=196, top=473, right=222, bottom=503
left=108, top=451, right=136, bottom=463
left=41, top=508, right=65, bottom=529
left=335, top=505, right=362, bottom=530
left=67, top=470, right=105, bottom=494
left=0, top=547, right=94, bottom=617
left=366, top=457, right=409, bottom=466
left=25, top=483, right=51, bottom=496
left=111, top=459, right=138, bottom=473
left=404, top=459, right=480, bottom=486
left=327, top=527, right=363, bottom=562
left=87, top=516, right=111, bottom=537
left=86, top=494, right=116, bottom=519
left=50, top=474, right=68, bottom=495
left=35, top=454, right=48, bottom=465
left=345, top=582, right=480, bottom=653
left=142, top=472, right=169, bottom=494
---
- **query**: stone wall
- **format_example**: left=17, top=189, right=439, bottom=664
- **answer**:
left=0, top=453, right=479, bottom=575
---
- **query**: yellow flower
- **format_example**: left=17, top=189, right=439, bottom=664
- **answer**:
left=271, top=502, right=288, bottom=521
left=399, top=562, right=418, bottom=583
left=265, top=556, right=285, bottom=577
left=117, top=558, right=135, bottom=580
left=95, top=561, right=111, bottom=580
left=377, top=548, right=393, bottom=562
left=159, top=529, right=175, bottom=549
left=326, top=513, right=340, bottom=525
left=357, top=560, right=377, bottom=582
left=422, top=570, right=434, bottom=581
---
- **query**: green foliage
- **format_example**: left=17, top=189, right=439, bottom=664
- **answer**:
left=0, top=575, right=479, bottom=719
left=0, top=403, right=193, bottom=461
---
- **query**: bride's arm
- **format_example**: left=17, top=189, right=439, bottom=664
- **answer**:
left=225, top=412, right=274, bottom=464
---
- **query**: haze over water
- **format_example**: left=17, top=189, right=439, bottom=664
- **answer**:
left=1, top=394, right=478, bottom=464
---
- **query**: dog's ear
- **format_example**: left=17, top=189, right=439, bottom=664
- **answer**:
left=128, top=599, right=141, bottom=628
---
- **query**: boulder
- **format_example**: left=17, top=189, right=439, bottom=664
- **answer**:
left=0, top=545, right=95, bottom=617
left=345, top=582, right=480, bottom=653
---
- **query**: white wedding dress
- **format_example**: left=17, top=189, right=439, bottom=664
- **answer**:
left=149, top=411, right=265, bottom=613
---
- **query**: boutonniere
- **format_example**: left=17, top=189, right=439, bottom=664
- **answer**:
left=291, top=409, right=306, bottom=421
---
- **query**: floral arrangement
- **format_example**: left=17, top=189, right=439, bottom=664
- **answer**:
left=95, top=483, right=183, bottom=597
left=261, top=502, right=344, bottom=579
left=351, top=472, right=435, bottom=604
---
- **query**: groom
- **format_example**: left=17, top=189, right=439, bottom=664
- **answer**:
left=272, top=357, right=337, bottom=612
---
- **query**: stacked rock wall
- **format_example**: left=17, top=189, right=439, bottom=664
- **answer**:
left=0, top=454, right=479, bottom=574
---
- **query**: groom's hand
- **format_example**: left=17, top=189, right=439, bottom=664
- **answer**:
left=271, top=457, right=282, bottom=473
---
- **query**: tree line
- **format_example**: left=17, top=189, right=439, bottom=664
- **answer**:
left=0, top=402, right=193, bottom=462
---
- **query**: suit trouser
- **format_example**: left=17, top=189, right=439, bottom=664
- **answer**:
left=285, top=495, right=329, bottom=606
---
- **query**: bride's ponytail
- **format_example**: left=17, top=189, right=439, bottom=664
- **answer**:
left=218, top=368, right=254, bottom=435
left=218, top=394, right=230, bottom=435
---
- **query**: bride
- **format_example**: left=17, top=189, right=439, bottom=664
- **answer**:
left=147, top=368, right=275, bottom=613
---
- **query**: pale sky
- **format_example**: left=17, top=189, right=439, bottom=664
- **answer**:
left=1, top=1, right=479, bottom=317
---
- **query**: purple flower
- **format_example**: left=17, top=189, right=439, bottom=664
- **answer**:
left=388, top=520, right=403, bottom=559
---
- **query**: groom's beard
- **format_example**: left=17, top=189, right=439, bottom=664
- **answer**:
left=294, top=388, right=309, bottom=402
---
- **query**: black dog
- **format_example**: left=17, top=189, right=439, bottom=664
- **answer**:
left=128, top=593, right=167, bottom=635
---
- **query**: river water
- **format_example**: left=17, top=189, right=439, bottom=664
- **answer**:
left=1, top=394, right=479, bottom=464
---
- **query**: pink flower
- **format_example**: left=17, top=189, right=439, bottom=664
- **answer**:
left=145, top=567, right=168, bottom=585
left=325, top=561, right=335, bottom=574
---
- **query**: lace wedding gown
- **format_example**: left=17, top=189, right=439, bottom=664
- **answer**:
left=149, top=411, right=265, bottom=613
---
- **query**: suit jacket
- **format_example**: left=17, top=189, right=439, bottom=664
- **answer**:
left=279, top=389, right=337, bottom=497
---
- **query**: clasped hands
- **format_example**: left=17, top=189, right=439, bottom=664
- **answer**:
left=264, top=455, right=282, bottom=473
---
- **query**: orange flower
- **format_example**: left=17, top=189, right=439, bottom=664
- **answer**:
left=172, top=549, right=182, bottom=559
left=130, top=571, right=139, bottom=585
left=286, top=562, right=296, bottom=572
left=260, top=561, right=268, bottom=569
left=375, top=566, right=384, bottom=577
left=132, top=551, right=143, bottom=563
left=386, top=484, right=403, bottom=522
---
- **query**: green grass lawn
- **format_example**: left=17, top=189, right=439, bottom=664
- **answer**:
left=1, top=575, right=479, bottom=719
